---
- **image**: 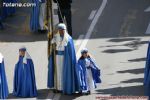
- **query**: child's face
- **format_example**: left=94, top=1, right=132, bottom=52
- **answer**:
left=82, top=53, right=88, bottom=58
left=19, top=50, right=25, bottom=57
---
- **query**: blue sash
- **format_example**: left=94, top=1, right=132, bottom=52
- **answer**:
left=56, top=50, right=64, bottom=55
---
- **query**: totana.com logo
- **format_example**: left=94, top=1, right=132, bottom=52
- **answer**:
left=3, top=2, right=36, bottom=7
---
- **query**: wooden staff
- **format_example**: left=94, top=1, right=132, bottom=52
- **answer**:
left=46, top=0, right=57, bottom=89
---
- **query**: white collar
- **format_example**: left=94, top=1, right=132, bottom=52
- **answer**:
left=23, top=52, right=32, bottom=64
left=61, top=32, right=69, bottom=46
left=52, top=32, right=69, bottom=46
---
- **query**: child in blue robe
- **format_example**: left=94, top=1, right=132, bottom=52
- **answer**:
left=13, top=47, right=37, bottom=97
left=78, top=48, right=101, bottom=94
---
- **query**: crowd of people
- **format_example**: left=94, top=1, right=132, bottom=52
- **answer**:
left=0, top=23, right=101, bottom=99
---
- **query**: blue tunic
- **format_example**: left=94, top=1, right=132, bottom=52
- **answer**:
left=47, top=35, right=80, bottom=94
left=144, top=42, right=150, bottom=97
left=0, top=60, right=9, bottom=99
left=30, top=0, right=40, bottom=31
left=78, top=57, right=101, bottom=91
left=13, top=56, right=37, bottom=97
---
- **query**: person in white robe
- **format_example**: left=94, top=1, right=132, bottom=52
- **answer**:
left=48, top=23, right=80, bottom=94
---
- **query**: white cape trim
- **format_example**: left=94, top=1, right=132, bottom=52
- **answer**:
left=23, top=52, right=32, bottom=64
left=0, top=53, right=3, bottom=63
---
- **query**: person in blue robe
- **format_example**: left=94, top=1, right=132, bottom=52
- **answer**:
left=77, top=48, right=101, bottom=94
left=0, top=53, right=9, bottom=99
left=144, top=41, right=150, bottom=97
left=30, top=0, right=40, bottom=32
left=13, top=47, right=37, bottom=97
left=47, top=23, right=80, bottom=95
left=38, top=0, right=47, bottom=33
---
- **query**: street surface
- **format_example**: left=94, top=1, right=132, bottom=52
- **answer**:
left=0, top=0, right=150, bottom=99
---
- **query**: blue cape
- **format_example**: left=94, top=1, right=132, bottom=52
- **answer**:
left=47, top=35, right=80, bottom=94
left=144, top=42, right=150, bottom=96
left=30, top=0, right=40, bottom=31
left=13, top=56, right=37, bottom=97
left=0, top=60, right=9, bottom=99
left=77, top=57, right=101, bottom=90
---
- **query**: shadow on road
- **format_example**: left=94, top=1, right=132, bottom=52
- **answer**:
left=1, top=0, right=150, bottom=42
left=128, top=57, right=146, bottom=62
left=117, top=68, right=144, bottom=74
left=95, top=85, right=145, bottom=96
left=8, top=89, right=51, bottom=99
left=8, top=89, right=83, bottom=99
left=0, top=32, right=47, bottom=42
left=102, top=49, right=133, bottom=53
left=100, top=38, right=149, bottom=54
left=59, top=93, right=83, bottom=100
left=121, top=78, right=143, bottom=84
left=108, top=38, right=140, bottom=42
left=101, top=38, right=149, bottom=48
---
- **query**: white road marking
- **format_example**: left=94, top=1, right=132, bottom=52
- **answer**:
left=145, top=23, right=150, bottom=34
left=88, top=10, right=97, bottom=20
left=77, top=0, right=108, bottom=59
left=75, top=35, right=85, bottom=46
left=144, top=6, right=150, bottom=12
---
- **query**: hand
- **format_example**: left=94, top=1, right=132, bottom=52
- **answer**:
left=85, top=59, right=91, bottom=67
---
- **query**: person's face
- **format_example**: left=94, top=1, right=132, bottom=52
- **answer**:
left=59, top=29, right=65, bottom=36
left=82, top=53, right=88, bottom=58
left=19, top=50, right=25, bottom=57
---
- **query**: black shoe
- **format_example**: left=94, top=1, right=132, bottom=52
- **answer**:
left=53, top=89, right=62, bottom=93
left=53, top=89, right=58, bottom=93
left=87, top=91, right=91, bottom=95
left=38, top=29, right=48, bottom=33
left=78, top=91, right=82, bottom=94
left=57, top=90, right=62, bottom=93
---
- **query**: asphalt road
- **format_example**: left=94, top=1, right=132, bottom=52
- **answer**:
left=0, top=0, right=150, bottom=100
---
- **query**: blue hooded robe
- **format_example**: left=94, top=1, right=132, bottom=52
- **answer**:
left=144, top=42, right=150, bottom=97
left=47, top=35, right=80, bottom=94
left=30, top=0, right=40, bottom=31
left=0, top=59, right=9, bottom=99
left=78, top=56, right=101, bottom=91
left=13, top=56, right=37, bottom=97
